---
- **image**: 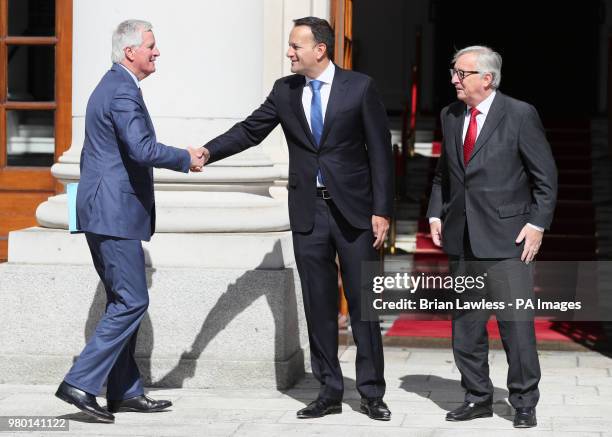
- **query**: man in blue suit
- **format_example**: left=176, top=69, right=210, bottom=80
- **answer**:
left=55, top=20, right=205, bottom=423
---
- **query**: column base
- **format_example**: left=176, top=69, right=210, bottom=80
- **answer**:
left=0, top=229, right=307, bottom=389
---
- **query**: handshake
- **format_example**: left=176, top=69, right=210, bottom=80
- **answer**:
left=187, top=146, right=210, bottom=172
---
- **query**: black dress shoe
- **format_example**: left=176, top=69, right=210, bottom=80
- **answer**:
left=107, top=395, right=172, bottom=413
left=513, top=407, right=537, bottom=428
left=446, top=401, right=493, bottom=421
left=360, top=397, right=391, bottom=421
left=296, top=397, right=342, bottom=418
left=55, top=381, right=114, bottom=423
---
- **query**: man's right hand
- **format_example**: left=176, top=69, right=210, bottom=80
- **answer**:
left=187, top=146, right=209, bottom=172
left=430, top=220, right=443, bottom=247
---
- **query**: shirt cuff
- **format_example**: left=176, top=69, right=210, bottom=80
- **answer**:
left=527, top=223, right=544, bottom=232
left=429, top=217, right=441, bottom=224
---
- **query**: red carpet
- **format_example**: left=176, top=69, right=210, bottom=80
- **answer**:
left=385, top=317, right=606, bottom=343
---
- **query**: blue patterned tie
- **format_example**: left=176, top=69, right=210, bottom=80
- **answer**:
left=310, top=80, right=324, bottom=185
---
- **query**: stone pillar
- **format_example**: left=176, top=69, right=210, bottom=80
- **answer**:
left=0, top=0, right=324, bottom=389
left=262, top=0, right=330, bottom=198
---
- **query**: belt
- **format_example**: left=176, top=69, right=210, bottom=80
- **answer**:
left=316, top=187, right=331, bottom=200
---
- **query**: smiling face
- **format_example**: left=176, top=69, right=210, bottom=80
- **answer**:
left=451, top=52, right=493, bottom=107
left=124, top=29, right=160, bottom=80
left=286, top=25, right=328, bottom=79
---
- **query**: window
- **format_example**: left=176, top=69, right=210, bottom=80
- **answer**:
left=0, top=0, right=72, bottom=261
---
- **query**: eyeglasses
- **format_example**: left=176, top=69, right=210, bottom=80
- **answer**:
left=449, top=68, right=480, bottom=80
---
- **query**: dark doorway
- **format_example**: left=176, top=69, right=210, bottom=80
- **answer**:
left=433, top=1, right=601, bottom=120
left=352, top=1, right=603, bottom=121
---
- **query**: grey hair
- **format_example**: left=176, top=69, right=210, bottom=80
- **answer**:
left=452, top=45, right=502, bottom=89
left=111, top=19, right=153, bottom=63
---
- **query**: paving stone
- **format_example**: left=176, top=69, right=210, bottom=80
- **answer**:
left=400, top=413, right=553, bottom=430
left=232, top=423, right=436, bottom=437
left=277, top=408, right=406, bottom=427
left=577, top=375, right=612, bottom=386
left=1, top=346, right=611, bottom=435
left=174, top=396, right=305, bottom=410
left=422, top=431, right=598, bottom=437
left=578, top=355, right=612, bottom=368
left=536, top=403, right=610, bottom=417
left=553, top=417, right=612, bottom=433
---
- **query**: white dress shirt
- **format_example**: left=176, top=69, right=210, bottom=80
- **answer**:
left=302, top=61, right=335, bottom=130
left=429, top=90, right=543, bottom=232
left=461, top=91, right=496, bottom=141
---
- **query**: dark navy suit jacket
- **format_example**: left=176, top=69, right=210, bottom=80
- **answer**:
left=76, top=63, right=190, bottom=241
left=205, top=65, right=393, bottom=232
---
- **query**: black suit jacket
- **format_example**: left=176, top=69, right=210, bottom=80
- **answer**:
left=427, top=92, right=558, bottom=258
left=205, top=65, right=393, bottom=232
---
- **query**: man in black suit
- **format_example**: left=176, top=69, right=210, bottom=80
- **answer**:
left=201, top=17, right=393, bottom=421
left=427, top=46, right=557, bottom=428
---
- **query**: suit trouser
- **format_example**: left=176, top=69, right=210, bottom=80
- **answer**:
left=449, top=228, right=541, bottom=408
left=63, top=232, right=148, bottom=400
left=292, top=196, right=386, bottom=401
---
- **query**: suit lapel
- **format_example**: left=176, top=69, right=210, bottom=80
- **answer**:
left=467, top=92, right=506, bottom=165
left=319, top=65, right=349, bottom=148
left=453, top=104, right=466, bottom=171
left=113, top=63, right=154, bottom=129
left=142, top=100, right=155, bottom=132
left=289, top=76, right=317, bottom=151
left=137, top=89, right=154, bottom=131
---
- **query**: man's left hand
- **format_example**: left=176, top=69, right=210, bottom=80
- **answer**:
left=515, top=224, right=544, bottom=264
left=372, top=215, right=390, bottom=250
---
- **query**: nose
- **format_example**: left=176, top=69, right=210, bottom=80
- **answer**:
left=286, top=47, right=295, bottom=58
left=153, top=47, right=160, bottom=57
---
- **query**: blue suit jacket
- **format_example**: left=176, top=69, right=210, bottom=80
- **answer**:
left=76, top=64, right=191, bottom=241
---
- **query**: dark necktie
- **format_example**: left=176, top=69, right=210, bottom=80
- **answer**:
left=463, top=107, right=480, bottom=165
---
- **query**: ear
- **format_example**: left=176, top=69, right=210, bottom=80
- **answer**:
left=482, top=72, right=494, bottom=88
left=316, top=43, right=327, bottom=61
left=124, top=46, right=135, bottom=62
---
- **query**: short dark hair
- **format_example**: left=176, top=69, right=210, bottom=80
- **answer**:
left=293, top=16, right=335, bottom=61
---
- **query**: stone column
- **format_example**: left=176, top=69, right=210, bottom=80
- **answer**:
left=0, top=0, right=328, bottom=389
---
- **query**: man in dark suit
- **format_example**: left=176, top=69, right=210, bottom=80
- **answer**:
left=201, top=17, right=393, bottom=420
left=427, top=46, right=557, bottom=428
left=55, top=20, right=205, bottom=423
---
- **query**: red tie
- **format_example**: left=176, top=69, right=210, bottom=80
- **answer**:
left=463, top=107, right=480, bottom=165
